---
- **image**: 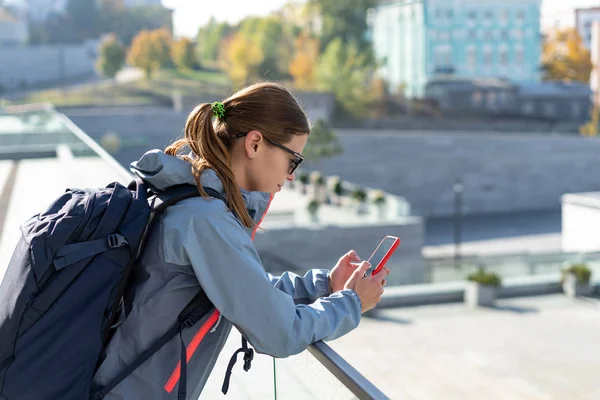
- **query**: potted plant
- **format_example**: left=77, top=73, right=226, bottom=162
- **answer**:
left=464, top=268, right=502, bottom=308
left=310, top=171, right=326, bottom=202
left=330, top=177, right=344, bottom=206
left=307, top=199, right=321, bottom=223
left=372, top=190, right=387, bottom=219
left=561, top=263, right=592, bottom=298
left=297, top=171, right=309, bottom=194
left=352, top=188, right=368, bottom=214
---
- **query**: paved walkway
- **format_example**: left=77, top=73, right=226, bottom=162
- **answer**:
left=202, top=294, right=600, bottom=400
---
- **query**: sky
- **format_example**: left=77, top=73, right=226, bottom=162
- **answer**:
left=162, top=0, right=303, bottom=37
left=162, top=0, right=600, bottom=38
left=4, top=0, right=600, bottom=37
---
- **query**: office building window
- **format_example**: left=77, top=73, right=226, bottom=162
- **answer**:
left=469, top=29, right=477, bottom=40
left=502, top=29, right=509, bottom=40
left=472, top=91, right=483, bottom=106
left=513, top=28, right=523, bottom=40
left=543, top=101, right=556, bottom=117
left=468, top=10, right=476, bottom=20
left=522, top=101, right=534, bottom=115
left=500, top=9, right=509, bottom=24
left=447, top=9, right=453, bottom=19
left=434, top=45, right=453, bottom=69
left=467, top=47, right=476, bottom=68
left=515, top=48, right=524, bottom=66
left=572, top=103, right=581, bottom=118
left=485, top=10, right=493, bottom=20
left=487, top=92, right=497, bottom=108
left=516, top=10, right=525, bottom=22
left=484, top=47, right=492, bottom=66
left=499, top=48, right=508, bottom=66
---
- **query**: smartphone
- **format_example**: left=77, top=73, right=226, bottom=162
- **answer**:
left=364, top=236, right=400, bottom=277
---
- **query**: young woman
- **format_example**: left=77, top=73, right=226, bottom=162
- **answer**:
left=92, top=82, right=389, bottom=399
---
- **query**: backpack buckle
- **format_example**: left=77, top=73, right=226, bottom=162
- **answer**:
left=107, top=234, right=128, bottom=249
left=182, top=314, right=198, bottom=328
left=243, top=348, right=254, bottom=371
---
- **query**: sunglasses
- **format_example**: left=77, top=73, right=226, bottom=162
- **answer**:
left=234, top=132, right=304, bottom=175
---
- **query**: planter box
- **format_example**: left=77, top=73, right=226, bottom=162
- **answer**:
left=464, top=282, right=497, bottom=308
left=562, top=273, right=592, bottom=298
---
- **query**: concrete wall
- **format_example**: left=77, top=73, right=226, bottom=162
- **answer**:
left=0, top=42, right=98, bottom=90
left=253, top=219, right=425, bottom=287
left=307, top=130, right=600, bottom=218
left=174, top=91, right=336, bottom=123
left=63, top=108, right=600, bottom=218
left=562, top=193, right=600, bottom=252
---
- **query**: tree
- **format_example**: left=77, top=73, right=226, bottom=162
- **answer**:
left=542, top=28, right=593, bottom=83
left=128, top=28, right=172, bottom=79
left=171, top=37, right=197, bottom=71
left=99, top=1, right=173, bottom=45
left=580, top=105, right=599, bottom=136
left=289, top=33, right=320, bottom=89
left=308, top=0, right=377, bottom=55
left=239, top=16, right=296, bottom=80
left=96, top=34, right=126, bottom=81
left=303, top=119, right=343, bottom=162
left=315, top=38, right=376, bottom=117
left=226, top=32, right=264, bottom=85
left=196, top=18, right=233, bottom=66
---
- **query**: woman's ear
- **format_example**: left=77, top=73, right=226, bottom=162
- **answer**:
left=245, top=130, right=263, bottom=157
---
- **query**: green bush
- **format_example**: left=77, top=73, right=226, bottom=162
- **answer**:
left=307, top=199, right=320, bottom=214
left=561, top=263, right=592, bottom=284
left=352, top=188, right=367, bottom=203
left=298, top=171, right=309, bottom=185
left=372, top=189, right=386, bottom=205
left=467, top=268, right=502, bottom=287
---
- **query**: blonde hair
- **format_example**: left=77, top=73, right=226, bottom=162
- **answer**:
left=165, top=82, right=310, bottom=228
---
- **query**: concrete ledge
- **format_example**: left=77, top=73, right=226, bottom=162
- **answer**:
left=378, top=274, right=599, bottom=308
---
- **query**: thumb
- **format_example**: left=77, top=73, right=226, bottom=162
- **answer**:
left=349, top=261, right=371, bottom=281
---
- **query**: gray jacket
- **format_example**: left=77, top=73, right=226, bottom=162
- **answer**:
left=91, top=149, right=362, bottom=399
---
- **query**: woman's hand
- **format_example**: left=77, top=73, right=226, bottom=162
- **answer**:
left=344, top=261, right=390, bottom=313
left=329, top=250, right=362, bottom=293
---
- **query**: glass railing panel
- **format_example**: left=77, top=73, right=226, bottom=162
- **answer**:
left=274, top=341, right=389, bottom=400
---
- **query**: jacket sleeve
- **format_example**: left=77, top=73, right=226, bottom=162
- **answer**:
left=266, top=270, right=332, bottom=304
left=182, top=210, right=362, bottom=358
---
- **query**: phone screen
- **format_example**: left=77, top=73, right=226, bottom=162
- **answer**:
left=366, top=237, right=398, bottom=276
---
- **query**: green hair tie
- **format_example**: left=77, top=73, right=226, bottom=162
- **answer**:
left=211, top=102, right=226, bottom=120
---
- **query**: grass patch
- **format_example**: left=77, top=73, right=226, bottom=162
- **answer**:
left=4, top=68, right=231, bottom=107
left=128, top=68, right=231, bottom=97
left=7, top=84, right=158, bottom=107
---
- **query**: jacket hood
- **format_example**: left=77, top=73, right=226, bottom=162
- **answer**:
left=130, top=149, right=271, bottom=226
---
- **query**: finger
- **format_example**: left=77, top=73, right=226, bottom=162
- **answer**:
left=348, top=250, right=362, bottom=262
left=348, top=261, right=370, bottom=283
left=342, top=249, right=361, bottom=263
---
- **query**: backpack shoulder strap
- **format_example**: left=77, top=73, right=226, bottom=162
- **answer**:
left=151, top=183, right=228, bottom=214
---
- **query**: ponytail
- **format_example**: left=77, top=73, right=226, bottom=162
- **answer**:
left=165, top=104, right=256, bottom=229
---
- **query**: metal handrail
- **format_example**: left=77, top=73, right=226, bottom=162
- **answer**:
left=307, top=341, right=390, bottom=400
left=56, top=112, right=134, bottom=184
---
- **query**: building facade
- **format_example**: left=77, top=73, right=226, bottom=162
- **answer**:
left=0, top=8, right=28, bottom=45
left=371, top=0, right=542, bottom=97
left=425, top=78, right=592, bottom=122
left=575, top=7, right=600, bottom=50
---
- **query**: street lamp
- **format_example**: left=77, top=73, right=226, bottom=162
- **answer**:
left=453, top=179, right=464, bottom=269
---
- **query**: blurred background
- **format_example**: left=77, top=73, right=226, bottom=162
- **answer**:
left=1, top=0, right=599, bottom=399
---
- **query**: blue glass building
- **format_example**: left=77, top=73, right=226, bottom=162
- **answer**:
left=370, top=0, right=542, bottom=97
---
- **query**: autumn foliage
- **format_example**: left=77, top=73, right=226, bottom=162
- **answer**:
left=542, top=28, right=593, bottom=83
